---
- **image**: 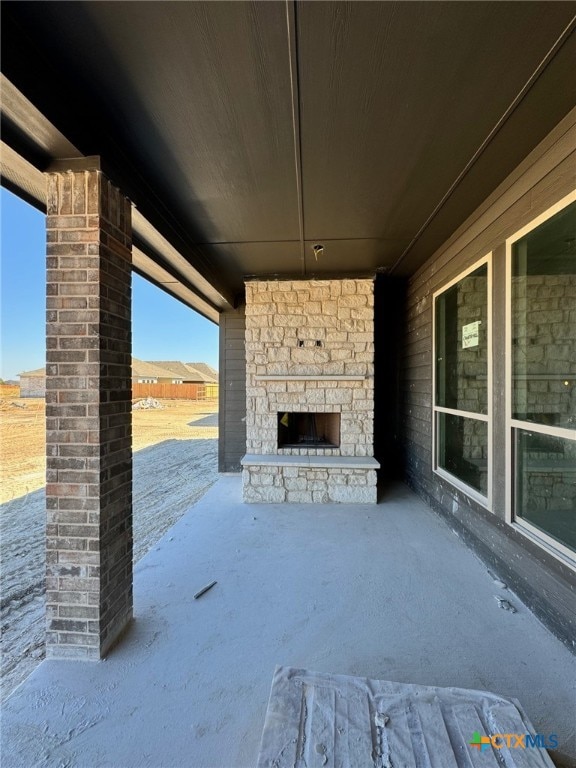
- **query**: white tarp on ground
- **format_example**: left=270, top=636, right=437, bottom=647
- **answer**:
left=257, top=666, right=555, bottom=768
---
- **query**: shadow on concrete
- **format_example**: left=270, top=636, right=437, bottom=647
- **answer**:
left=0, top=437, right=219, bottom=703
left=187, top=413, right=219, bottom=427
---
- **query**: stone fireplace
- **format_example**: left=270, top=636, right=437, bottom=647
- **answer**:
left=241, top=278, right=380, bottom=503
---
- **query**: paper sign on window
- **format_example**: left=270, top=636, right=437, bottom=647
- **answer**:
left=462, top=321, right=481, bottom=349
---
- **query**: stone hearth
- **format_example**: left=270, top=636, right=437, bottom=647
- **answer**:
left=241, top=278, right=379, bottom=503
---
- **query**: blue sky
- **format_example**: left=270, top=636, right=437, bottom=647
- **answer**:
left=0, top=187, right=219, bottom=381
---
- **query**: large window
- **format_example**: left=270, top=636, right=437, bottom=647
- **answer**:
left=434, top=259, right=490, bottom=503
left=508, top=198, right=576, bottom=556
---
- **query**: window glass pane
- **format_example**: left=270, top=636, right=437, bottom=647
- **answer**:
left=437, top=412, right=488, bottom=496
left=514, top=428, right=576, bottom=552
left=512, top=202, right=576, bottom=430
left=435, top=264, right=488, bottom=414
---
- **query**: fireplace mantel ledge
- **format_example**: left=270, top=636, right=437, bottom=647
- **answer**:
left=254, top=375, right=367, bottom=381
left=241, top=454, right=380, bottom=470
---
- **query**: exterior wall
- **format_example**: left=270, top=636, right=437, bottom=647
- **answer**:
left=243, top=279, right=377, bottom=503
left=20, top=376, right=46, bottom=398
left=45, top=167, right=133, bottom=659
left=218, top=305, right=247, bottom=472
left=373, top=276, right=407, bottom=480
left=402, top=108, right=576, bottom=650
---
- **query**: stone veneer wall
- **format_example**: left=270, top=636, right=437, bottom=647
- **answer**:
left=242, top=278, right=378, bottom=503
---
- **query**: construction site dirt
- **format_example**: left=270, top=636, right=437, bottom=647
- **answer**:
left=0, top=392, right=219, bottom=700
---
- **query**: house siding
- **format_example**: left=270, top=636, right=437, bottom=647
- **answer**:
left=402, top=108, right=576, bottom=650
left=218, top=305, right=247, bottom=472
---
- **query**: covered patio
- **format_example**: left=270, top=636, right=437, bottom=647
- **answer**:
left=2, top=477, right=575, bottom=767
left=1, top=3, right=575, bottom=765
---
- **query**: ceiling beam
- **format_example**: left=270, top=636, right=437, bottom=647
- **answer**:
left=0, top=77, right=230, bottom=319
left=285, top=0, right=306, bottom=276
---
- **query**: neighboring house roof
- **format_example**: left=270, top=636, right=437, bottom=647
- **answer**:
left=18, top=360, right=218, bottom=383
left=131, top=358, right=177, bottom=380
left=146, top=361, right=207, bottom=381
left=183, top=364, right=216, bottom=383
left=186, top=363, right=219, bottom=382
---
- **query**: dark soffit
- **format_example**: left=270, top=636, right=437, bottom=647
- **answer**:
left=296, top=1, right=576, bottom=276
left=1, top=1, right=301, bottom=298
left=1, top=1, right=575, bottom=297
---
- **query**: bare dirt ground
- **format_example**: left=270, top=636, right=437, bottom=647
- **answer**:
left=0, top=393, right=219, bottom=700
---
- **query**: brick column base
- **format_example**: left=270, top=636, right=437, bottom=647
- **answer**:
left=45, top=160, right=133, bottom=659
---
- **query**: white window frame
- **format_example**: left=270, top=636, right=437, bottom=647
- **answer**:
left=505, top=190, right=576, bottom=569
left=432, top=254, right=492, bottom=509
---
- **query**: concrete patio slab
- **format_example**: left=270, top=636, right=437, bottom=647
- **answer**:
left=1, top=477, right=575, bottom=768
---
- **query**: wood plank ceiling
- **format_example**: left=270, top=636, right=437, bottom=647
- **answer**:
left=2, top=1, right=576, bottom=309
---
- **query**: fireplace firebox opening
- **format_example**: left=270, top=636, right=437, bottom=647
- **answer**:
left=277, top=412, right=340, bottom=449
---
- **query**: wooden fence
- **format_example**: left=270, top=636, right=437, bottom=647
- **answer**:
left=133, top=383, right=218, bottom=400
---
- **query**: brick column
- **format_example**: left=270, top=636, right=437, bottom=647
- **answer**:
left=45, top=160, right=133, bottom=659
